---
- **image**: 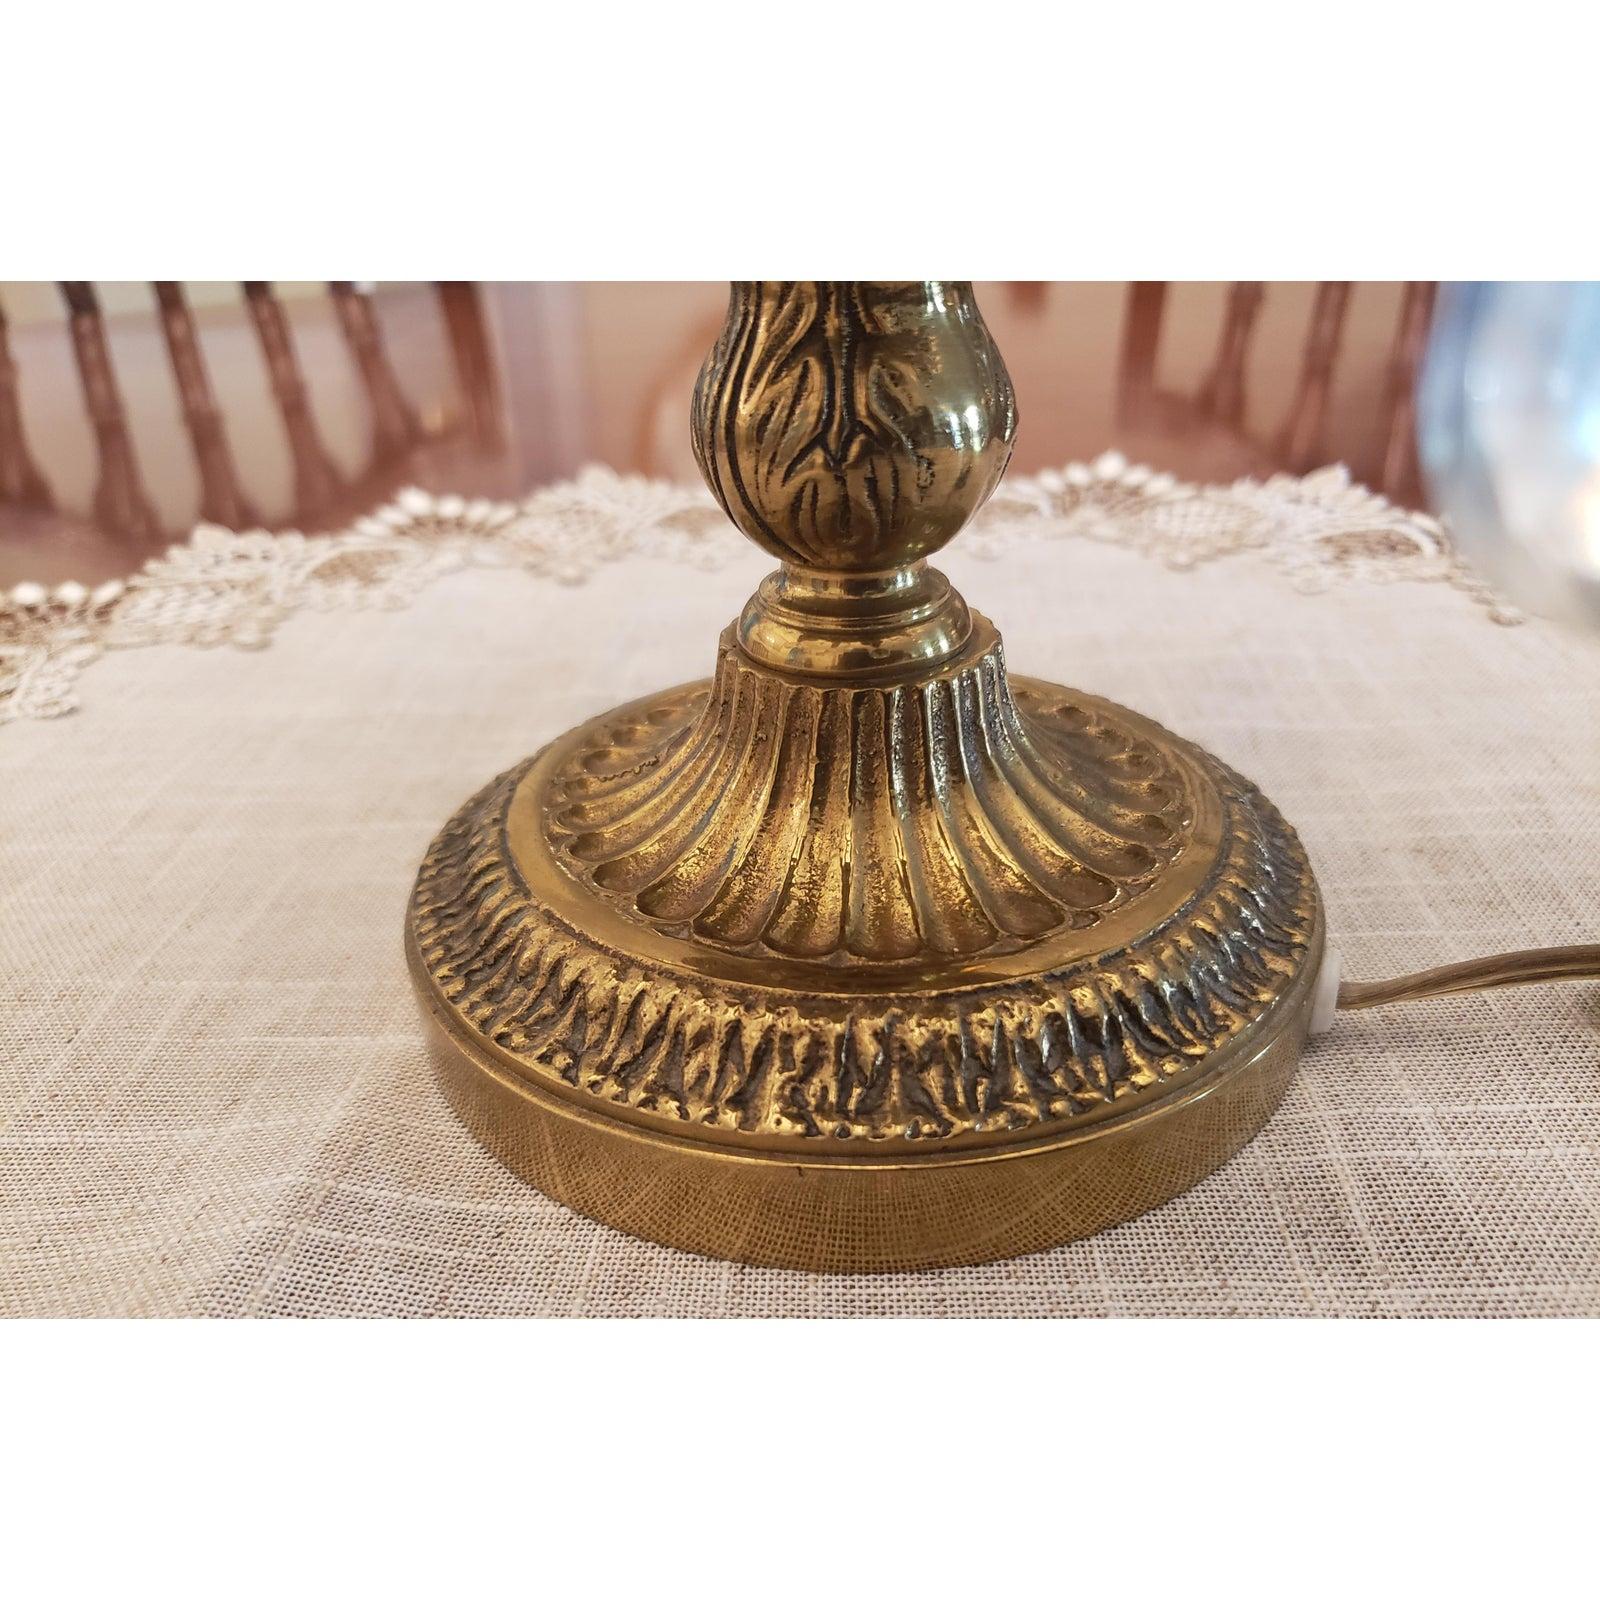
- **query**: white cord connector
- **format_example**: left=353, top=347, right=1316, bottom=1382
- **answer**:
left=1309, top=946, right=1342, bottom=1035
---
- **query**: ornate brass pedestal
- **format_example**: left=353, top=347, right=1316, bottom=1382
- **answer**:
left=406, top=282, right=1323, bottom=1271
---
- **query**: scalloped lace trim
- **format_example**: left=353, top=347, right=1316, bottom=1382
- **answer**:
left=0, top=456, right=1515, bottom=726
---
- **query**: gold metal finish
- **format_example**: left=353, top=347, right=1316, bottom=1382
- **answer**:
left=691, top=282, right=1015, bottom=573
left=408, top=674, right=1318, bottom=1146
left=413, top=961, right=1316, bottom=1273
left=406, top=280, right=1326, bottom=1270
left=696, top=280, right=1014, bottom=676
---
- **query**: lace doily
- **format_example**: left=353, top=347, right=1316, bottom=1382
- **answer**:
left=0, top=455, right=1513, bottom=727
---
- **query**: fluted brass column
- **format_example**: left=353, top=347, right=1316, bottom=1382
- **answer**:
left=406, top=282, right=1323, bottom=1271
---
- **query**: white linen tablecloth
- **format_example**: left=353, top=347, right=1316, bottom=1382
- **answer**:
left=3, top=460, right=1596, bottom=1316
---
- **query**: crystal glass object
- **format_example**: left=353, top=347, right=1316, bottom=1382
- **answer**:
left=1418, top=282, right=1600, bottom=630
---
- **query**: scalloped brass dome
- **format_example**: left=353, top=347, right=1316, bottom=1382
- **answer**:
left=551, top=621, right=1194, bottom=963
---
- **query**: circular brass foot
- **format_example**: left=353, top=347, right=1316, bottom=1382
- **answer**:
left=406, top=644, right=1322, bottom=1270
left=412, top=966, right=1315, bottom=1272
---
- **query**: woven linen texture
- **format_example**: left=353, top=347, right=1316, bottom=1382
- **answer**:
left=3, top=465, right=1597, bottom=1316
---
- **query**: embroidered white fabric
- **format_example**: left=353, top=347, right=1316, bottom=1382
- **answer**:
left=3, top=458, right=1596, bottom=1317
left=0, top=456, right=1516, bottom=726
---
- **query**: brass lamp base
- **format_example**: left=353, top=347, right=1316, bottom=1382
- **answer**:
left=412, top=973, right=1316, bottom=1272
left=406, top=676, right=1321, bottom=1272
left=406, top=282, right=1324, bottom=1271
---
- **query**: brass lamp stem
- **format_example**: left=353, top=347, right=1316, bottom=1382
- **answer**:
left=693, top=281, right=1013, bottom=677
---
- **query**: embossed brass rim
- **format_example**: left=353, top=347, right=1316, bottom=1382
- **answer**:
left=410, top=912, right=1324, bottom=1172
left=409, top=920, right=1322, bottom=1271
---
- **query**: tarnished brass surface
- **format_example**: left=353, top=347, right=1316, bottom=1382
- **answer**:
left=406, top=281, right=1325, bottom=1269
left=691, top=281, right=1015, bottom=573
left=695, top=281, right=1014, bottom=676
left=543, top=628, right=1209, bottom=973
left=408, top=674, right=1317, bottom=1150
left=412, top=938, right=1318, bottom=1272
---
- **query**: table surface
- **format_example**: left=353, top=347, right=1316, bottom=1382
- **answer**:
left=3, top=462, right=1595, bottom=1317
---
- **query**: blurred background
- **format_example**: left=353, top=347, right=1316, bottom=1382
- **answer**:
left=0, top=281, right=1436, bottom=584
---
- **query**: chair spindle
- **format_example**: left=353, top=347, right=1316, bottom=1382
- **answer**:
left=0, top=299, right=54, bottom=511
left=330, top=282, right=422, bottom=465
left=1376, top=281, right=1438, bottom=507
left=435, top=282, right=505, bottom=452
left=153, top=282, right=260, bottom=529
left=242, top=282, right=343, bottom=521
left=1116, top=281, right=1168, bottom=428
left=1279, top=281, right=1352, bottom=472
left=59, top=282, right=162, bottom=542
left=1198, top=282, right=1265, bottom=427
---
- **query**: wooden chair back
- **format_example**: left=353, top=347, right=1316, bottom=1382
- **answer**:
left=0, top=282, right=503, bottom=547
left=1117, top=281, right=1438, bottom=504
